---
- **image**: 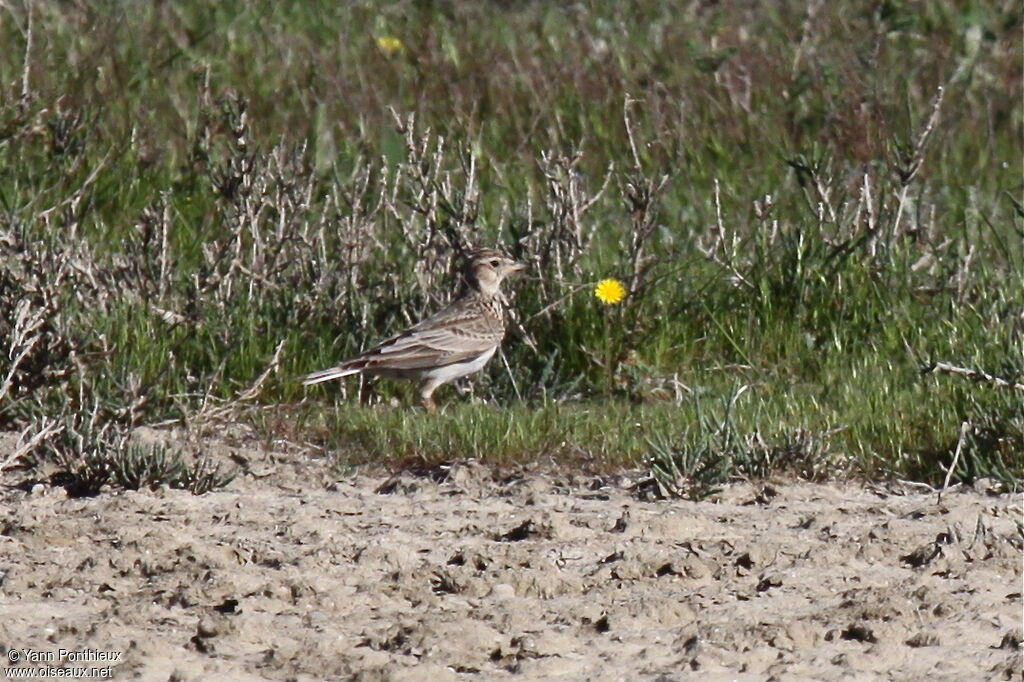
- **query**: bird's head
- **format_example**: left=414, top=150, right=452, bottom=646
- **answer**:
left=462, top=247, right=525, bottom=296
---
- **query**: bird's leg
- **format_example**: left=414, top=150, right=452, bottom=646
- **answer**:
left=359, top=376, right=375, bottom=407
left=452, top=378, right=474, bottom=401
left=419, top=380, right=439, bottom=413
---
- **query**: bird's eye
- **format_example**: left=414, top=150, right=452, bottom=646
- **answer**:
left=489, top=259, right=500, bottom=267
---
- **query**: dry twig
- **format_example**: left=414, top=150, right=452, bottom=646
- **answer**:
left=925, top=361, right=1024, bottom=392
left=939, top=421, right=972, bottom=503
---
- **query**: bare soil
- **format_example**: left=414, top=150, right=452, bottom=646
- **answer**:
left=1, top=429, right=1021, bottom=681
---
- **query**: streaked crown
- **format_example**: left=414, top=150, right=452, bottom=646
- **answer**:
left=462, top=247, right=525, bottom=296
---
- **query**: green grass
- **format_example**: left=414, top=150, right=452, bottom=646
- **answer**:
left=261, top=391, right=835, bottom=475
left=0, top=0, right=1020, bottom=491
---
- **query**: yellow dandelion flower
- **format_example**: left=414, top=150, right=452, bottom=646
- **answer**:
left=594, top=278, right=626, bottom=305
left=376, top=36, right=404, bottom=56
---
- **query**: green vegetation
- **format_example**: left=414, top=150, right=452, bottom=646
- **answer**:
left=39, top=420, right=235, bottom=496
left=0, top=1, right=1020, bottom=493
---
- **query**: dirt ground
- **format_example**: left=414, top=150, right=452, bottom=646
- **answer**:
left=1, top=429, right=1021, bottom=681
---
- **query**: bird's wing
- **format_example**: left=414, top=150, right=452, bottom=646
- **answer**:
left=359, top=302, right=504, bottom=371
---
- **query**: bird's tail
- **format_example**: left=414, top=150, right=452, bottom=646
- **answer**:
left=302, top=363, right=364, bottom=386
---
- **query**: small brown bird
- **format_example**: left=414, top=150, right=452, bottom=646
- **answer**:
left=302, top=248, right=525, bottom=411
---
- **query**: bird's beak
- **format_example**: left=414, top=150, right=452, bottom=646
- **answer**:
left=507, top=262, right=527, bottom=274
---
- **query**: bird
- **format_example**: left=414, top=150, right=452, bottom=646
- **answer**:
left=302, top=247, right=525, bottom=411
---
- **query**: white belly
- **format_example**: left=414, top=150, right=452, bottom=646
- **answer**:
left=366, top=346, right=500, bottom=395
left=422, top=346, right=498, bottom=385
